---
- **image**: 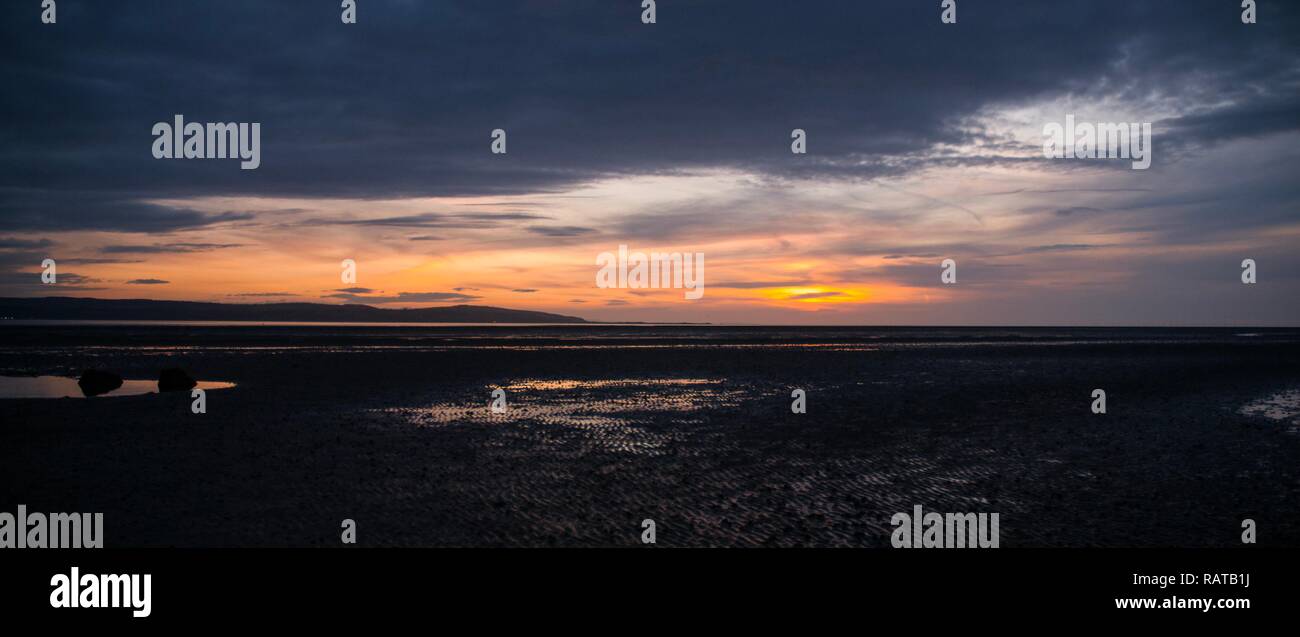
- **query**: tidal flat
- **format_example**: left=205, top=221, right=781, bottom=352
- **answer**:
left=2, top=325, right=1297, bottom=547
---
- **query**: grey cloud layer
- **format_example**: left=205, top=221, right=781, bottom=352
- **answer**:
left=3, top=1, right=1298, bottom=233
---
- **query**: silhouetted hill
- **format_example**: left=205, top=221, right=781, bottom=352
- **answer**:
left=0, top=297, right=588, bottom=323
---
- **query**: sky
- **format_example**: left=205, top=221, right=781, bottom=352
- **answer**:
left=2, top=0, right=1298, bottom=325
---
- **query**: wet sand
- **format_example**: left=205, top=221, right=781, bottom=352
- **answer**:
left=1, top=325, right=1298, bottom=547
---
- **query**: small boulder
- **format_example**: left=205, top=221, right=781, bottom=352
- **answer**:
left=78, top=369, right=123, bottom=397
left=158, top=368, right=197, bottom=392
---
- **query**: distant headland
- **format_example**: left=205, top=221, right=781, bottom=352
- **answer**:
left=0, top=297, right=589, bottom=324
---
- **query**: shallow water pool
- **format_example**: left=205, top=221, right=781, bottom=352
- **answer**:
left=0, top=375, right=235, bottom=399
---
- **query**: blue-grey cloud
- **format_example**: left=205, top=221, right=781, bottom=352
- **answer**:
left=0, top=191, right=254, bottom=232
left=102, top=243, right=243, bottom=254
left=527, top=225, right=596, bottom=237
left=318, top=212, right=548, bottom=229
left=0, top=237, right=54, bottom=250
left=3, top=0, right=1295, bottom=216
left=0, top=270, right=106, bottom=292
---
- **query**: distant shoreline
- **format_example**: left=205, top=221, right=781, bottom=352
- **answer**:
left=0, top=296, right=588, bottom=324
left=2, top=318, right=1295, bottom=329
left=0, top=319, right=713, bottom=327
left=1, top=298, right=1296, bottom=328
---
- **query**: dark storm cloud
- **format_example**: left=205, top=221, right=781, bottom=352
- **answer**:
left=0, top=237, right=54, bottom=250
left=3, top=0, right=1297, bottom=232
left=0, top=190, right=254, bottom=232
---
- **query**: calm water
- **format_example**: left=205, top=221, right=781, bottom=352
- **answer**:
left=4, top=324, right=1297, bottom=346
left=0, top=376, right=235, bottom=399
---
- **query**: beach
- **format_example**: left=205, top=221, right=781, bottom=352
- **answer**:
left=2, top=325, right=1297, bottom=547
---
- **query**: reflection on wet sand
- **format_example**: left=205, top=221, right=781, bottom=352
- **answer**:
left=0, top=375, right=235, bottom=399
left=376, top=378, right=747, bottom=455
left=1240, top=389, right=1300, bottom=433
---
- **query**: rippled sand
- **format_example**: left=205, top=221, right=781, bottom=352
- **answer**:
left=2, top=325, right=1299, bottom=547
left=1240, top=389, right=1300, bottom=433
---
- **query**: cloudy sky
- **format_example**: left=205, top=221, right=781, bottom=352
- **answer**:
left=2, top=0, right=1298, bottom=324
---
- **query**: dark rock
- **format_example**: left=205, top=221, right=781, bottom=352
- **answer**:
left=78, top=370, right=122, bottom=397
left=158, top=368, right=197, bottom=392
